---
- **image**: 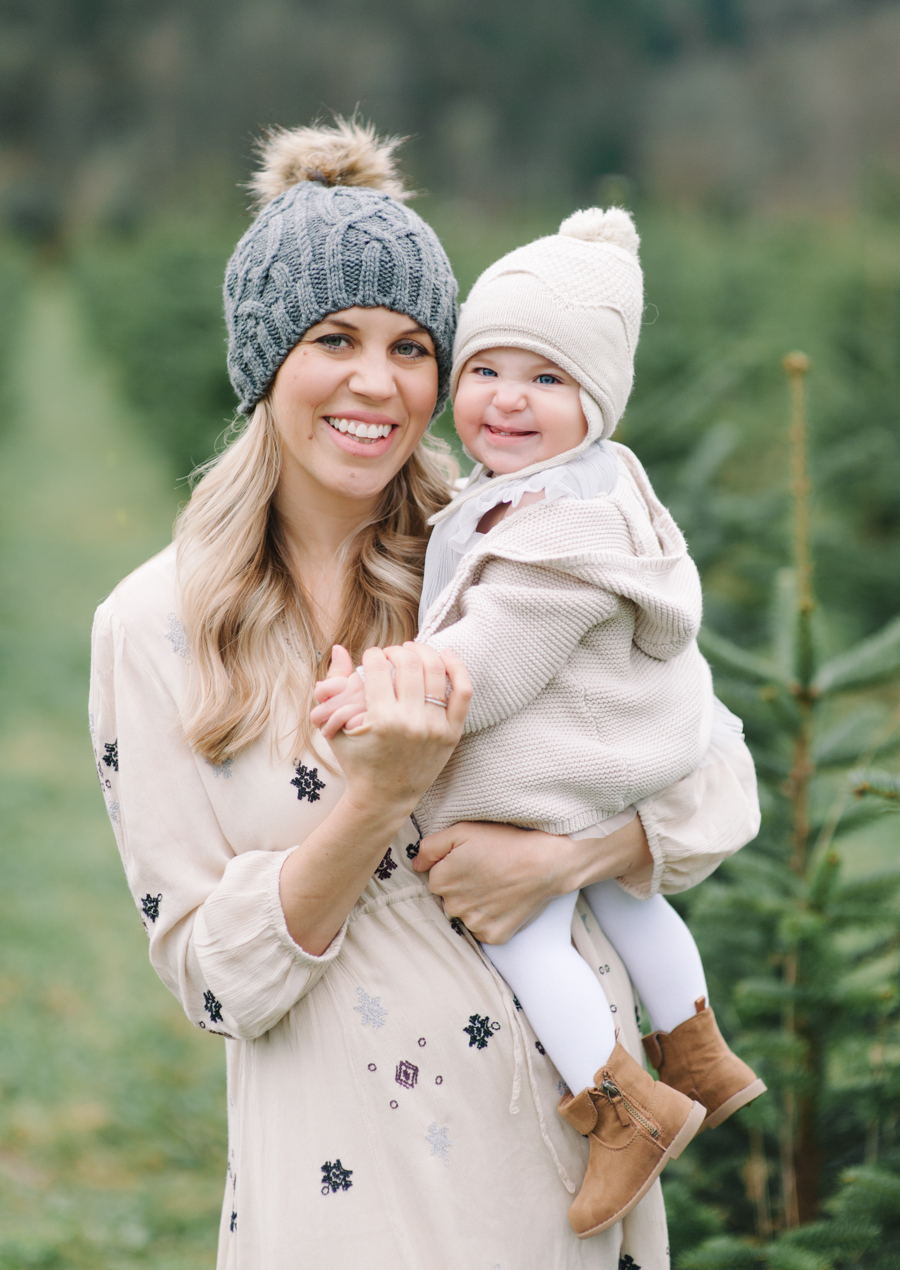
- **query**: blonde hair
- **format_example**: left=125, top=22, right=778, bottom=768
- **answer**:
left=175, top=399, right=456, bottom=765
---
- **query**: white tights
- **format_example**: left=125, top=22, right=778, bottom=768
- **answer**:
left=482, top=880, right=708, bottom=1094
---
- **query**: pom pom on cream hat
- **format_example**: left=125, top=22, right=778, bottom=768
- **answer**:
left=450, top=207, right=643, bottom=446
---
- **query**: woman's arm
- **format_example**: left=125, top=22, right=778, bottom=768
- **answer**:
left=91, top=609, right=470, bottom=1040
left=415, top=716, right=760, bottom=943
left=280, top=642, right=471, bottom=954
left=414, top=816, right=652, bottom=945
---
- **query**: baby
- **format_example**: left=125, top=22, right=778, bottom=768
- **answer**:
left=312, top=208, right=764, bottom=1237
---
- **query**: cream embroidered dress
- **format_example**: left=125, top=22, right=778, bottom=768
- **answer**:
left=89, top=543, right=759, bottom=1270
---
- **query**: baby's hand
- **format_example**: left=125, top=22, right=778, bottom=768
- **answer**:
left=310, top=671, right=368, bottom=739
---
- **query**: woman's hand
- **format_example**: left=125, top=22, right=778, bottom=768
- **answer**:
left=414, top=816, right=653, bottom=944
left=327, top=642, right=471, bottom=819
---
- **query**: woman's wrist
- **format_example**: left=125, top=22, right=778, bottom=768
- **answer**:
left=548, top=815, right=654, bottom=895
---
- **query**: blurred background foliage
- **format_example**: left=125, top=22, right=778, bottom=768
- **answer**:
left=1, top=0, right=900, bottom=1266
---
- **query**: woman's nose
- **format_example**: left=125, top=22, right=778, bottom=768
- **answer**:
left=348, top=351, right=395, bottom=400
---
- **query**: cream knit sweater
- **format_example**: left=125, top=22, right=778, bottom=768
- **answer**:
left=415, top=442, right=714, bottom=837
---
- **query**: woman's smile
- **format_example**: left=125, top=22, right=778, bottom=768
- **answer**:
left=323, top=409, right=399, bottom=455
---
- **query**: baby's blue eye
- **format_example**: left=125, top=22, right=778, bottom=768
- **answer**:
left=536, top=373, right=560, bottom=385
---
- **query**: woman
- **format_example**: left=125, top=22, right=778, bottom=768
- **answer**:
left=89, top=119, right=759, bottom=1269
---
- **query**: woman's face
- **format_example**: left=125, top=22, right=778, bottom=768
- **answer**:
left=270, top=306, right=439, bottom=512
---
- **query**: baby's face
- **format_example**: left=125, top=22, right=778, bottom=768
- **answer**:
left=453, top=348, right=587, bottom=474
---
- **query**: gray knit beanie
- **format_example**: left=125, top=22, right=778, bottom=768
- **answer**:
left=224, top=119, right=458, bottom=416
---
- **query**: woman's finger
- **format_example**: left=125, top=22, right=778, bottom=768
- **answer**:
left=385, top=642, right=428, bottom=706
left=415, top=641, right=451, bottom=707
left=413, top=826, right=459, bottom=871
left=359, top=646, right=398, bottom=709
left=438, top=649, right=472, bottom=733
left=327, top=644, right=354, bottom=678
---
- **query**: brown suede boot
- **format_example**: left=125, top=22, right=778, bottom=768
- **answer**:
left=558, top=1041, right=706, bottom=1238
left=642, top=997, right=766, bottom=1132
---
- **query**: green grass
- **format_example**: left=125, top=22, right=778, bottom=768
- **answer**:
left=0, top=276, right=225, bottom=1267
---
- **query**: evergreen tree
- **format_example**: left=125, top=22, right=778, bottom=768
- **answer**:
left=667, top=355, right=900, bottom=1266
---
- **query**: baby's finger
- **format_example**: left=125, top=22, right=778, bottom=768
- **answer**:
left=319, top=703, right=367, bottom=740
left=312, top=675, right=349, bottom=704
left=438, top=649, right=472, bottom=733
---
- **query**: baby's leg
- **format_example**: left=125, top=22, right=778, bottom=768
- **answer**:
left=482, top=892, right=616, bottom=1093
left=581, top=880, right=708, bottom=1035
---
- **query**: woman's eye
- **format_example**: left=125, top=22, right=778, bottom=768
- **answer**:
left=395, top=340, right=427, bottom=358
left=536, top=373, right=561, bottom=385
left=316, top=333, right=351, bottom=349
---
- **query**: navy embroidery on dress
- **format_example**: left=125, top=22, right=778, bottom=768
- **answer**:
left=230, top=1211, right=237, bottom=1232
left=513, top=995, right=522, bottom=1011
left=102, top=741, right=119, bottom=771
left=534, top=1040, right=546, bottom=1056
left=418, top=1037, right=426, bottom=1047
left=141, top=893, right=162, bottom=923
left=405, top=840, right=420, bottom=860
left=374, top=848, right=397, bottom=881
left=203, top=990, right=224, bottom=1023
left=107, top=800, right=120, bottom=826
left=395, top=1060, right=418, bottom=1089
left=353, top=987, right=387, bottom=1029
left=390, top=1100, right=398, bottom=1109
left=321, top=1160, right=353, bottom=1194
left=449, top=918, right=466, bottom=937
left=208, top=756, right=234, bottom=780
left=619, top=1258, right=641, bottom=1270
left=463, top=1014, right=500, bottom=1049
left=435, top=1075, right=443, bottom=1085
left=291, top=763, right=325, bottom=802
left=426, top=1122, right=452, bottom=1166
left=367, top=1063, right=377, bottom=1072
left=635, top=1004, right=642, bottom=1028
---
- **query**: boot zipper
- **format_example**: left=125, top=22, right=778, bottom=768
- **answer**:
left=599, top=1078, right=659, bottom=1139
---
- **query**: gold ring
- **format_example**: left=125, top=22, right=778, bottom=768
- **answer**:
left=424, top=695, right=448, bottom=708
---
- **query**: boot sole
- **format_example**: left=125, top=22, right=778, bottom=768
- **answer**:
left=576, top=1099, right=707, bottom=1238
left=701, top=1078, right=767, bottom=1133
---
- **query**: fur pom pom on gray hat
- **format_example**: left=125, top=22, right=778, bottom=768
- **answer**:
left=451, top=206, right=644, bottom=442
left=224, top=117, right=458, bottom=416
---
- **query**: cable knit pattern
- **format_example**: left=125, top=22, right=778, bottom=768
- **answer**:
left=224, top=181, right=457, bottom=414
left=415, top=443, right=714, bottom=836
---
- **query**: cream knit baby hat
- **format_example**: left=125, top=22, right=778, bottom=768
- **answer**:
left=451, top=207, right=643, bottom=444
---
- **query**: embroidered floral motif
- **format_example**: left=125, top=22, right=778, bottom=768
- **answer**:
left=463, top=1014, right=500, bottom=1049
left=141, top=893, right=162, bottom=923
left=353, top=987, right=387, bottom=1029
left=535, top=1040, right=546, bottom=1055
left=166, top=612, right=189, bottom=658
left=102, top=741, right=118, bottom=771
left=405, top=840, right=420, bottom=860
left=374, top=848, right=397, bottom=881
left=513, top=995, right=522, bottom=1011
left=425, top=1122, right=452, bottom=1166
left=418, top=1037, right=427, bottom=1047
left=367, top=1063, right=377, bottom=1072
left=619, top=1258, right=641, bottom=1270
left=208, top=756, right=234, bottom=780
left=291, top=763, right=325, bottom=802
left=203, top=990, right=224, bottom=1024
left=320, top=1160, right=353, bottom=1194
left=449, top=917, right=466, bottom=937
left=389, top=1100, right=398, bottom=1109
left=107, top=800, right=119, bottom=825
left=435, top=1075, right=443, bottom=1085
left=557, top=1080, right=569, bottom=1096
left=230, top=1211, right=237, bottom=1232
left=395, top=1060, right=418, bottom=1090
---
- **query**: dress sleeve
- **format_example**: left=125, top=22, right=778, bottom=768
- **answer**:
left=421, top=556, right=617, bottom=735
left=89, top=606, right=347, bottom=1041
left=622, top=700, right=761, bottom=899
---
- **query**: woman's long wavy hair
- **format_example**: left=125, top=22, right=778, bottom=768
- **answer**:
left=175, top=399, right=456, bottom=765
